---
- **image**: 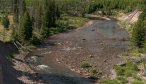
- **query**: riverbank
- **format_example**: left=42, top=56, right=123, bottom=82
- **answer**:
left=0, top=42, right=46, bottom=84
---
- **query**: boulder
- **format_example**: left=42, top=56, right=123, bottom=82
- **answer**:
left=36, top=65, right=50, bottom=72
left=26, top=56, right=40, bottom=65
left=130, top=57, right=141, bottom=63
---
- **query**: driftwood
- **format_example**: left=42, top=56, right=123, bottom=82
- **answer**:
left=13, top=41, right=27, bottom=51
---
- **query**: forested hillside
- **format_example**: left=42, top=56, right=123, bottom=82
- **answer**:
left=0, top=0, right=145, bottom=44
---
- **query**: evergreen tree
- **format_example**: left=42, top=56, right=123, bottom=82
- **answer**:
left=132, top=21, right=145, bottom=48
left=19, top=0, right=26, bottom=16
left=19, top=11, right=32, bottom=42
left=1, top=15, right=10, bottom=41
left=2, top=15, right=10, bottom=29
left=13, top=0, right=19, bottom=23
left=41, top=0, right=59, bottom=37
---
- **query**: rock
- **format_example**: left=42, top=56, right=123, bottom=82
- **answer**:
left=89, top=55, right=94, bottom=58
left=91, top=29, right=95, bottom=31
left=26, top=56, right=40, bottom=65
left=87, top=75, right=98, bottom=83
left=100, top=43, right=104, bottom=45
left=82, top=39, right=86, bottom=41
left=130, top=57, right=141, bottom=63
left=57, top=43, right=61, bottom=45
left=36, top=65, right=50, bottom=71
left=116, top=61, right=126, bottom=66
left=143, top=56, right=146, bottom=61
left=143, top=70, right=146, bottom=77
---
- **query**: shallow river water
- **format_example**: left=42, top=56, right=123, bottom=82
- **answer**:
left=27, top=20, right=129, bottom=84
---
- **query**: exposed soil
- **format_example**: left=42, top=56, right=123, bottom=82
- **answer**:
left=117, top=9, right=142, bottom=24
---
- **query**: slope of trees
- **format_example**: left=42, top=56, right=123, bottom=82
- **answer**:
left=57, top=0, right=145, bottom=16
left=131, top=5, right=146, bottom=48
left=1, top=0, right=145, bottom=45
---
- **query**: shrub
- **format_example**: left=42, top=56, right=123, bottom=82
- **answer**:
left=89, top=67, right=97, bottom=74
left=30, top=36, right=42, bottom=45
left=132, top=80, right=144, bottom=84
left=102, top=79, right=122, bottom=84
left=125, top=70, right=135, bottom=77
left=80, top=61, right=91, bottom=68
left=133, top=75, right=142, bottom=81
left=115, top=65, right=125, bottom=75
left=117, top=76, right=128, bottom=84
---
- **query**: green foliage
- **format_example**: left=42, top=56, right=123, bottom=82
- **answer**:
left=115, top=60, right=138, bottom=77
left=117, top=76, right=128, bottom=84
left=89, top=67, right=97, bottom=74
left=131, top=9, right=146, bottom=48
left=30, top=36, right=42, bottom=45
left=57, top=0, right=144, bottom=16
left=1, top=15, right=10, bottom=29
left=18, top=11, right=32, bottom=42
left=102, top=79, right=122, bottom=84
left=41, top=0, right=61, bottom=37
left=115, top=65, right=125, bottom=75
left=80, top=61, right=91, bottom=68
left=132, top=21, right=145, bottom=48
left=132, top=80, right=144, bottom=84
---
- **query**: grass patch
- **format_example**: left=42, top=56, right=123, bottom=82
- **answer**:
left=80, top=61, right=91, bottom=68
left=89, top=67, right=97, bottom=74
left=102, top=79, right=122, bottom=84
left=117, top=76, right=128, bottom=84
left=60, top=14, right=89, bottom=28
left=115, top=60, right=138, bottom=77
left=132, top=80, right=144, bottom=84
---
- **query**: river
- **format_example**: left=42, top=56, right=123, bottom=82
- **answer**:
left=26, top=20, right=129, bottom=84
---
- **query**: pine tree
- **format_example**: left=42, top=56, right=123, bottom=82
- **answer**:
left=41, top=0, right=58, bottom=37
left=19, top=0, right=26, bottom=16
left=2, top=15, right=10, bottom=29
left=1, top=15, right=10, bottom=41
left=13, top=0, right=19, bottom=23
left=19, top=11, right=32, bottom=42
left=132, top=21, right=145, bottom=48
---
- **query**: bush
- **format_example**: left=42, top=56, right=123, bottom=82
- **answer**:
left=133, top=75, right=142, bottom=81
left=125, top=70, right=135, bottom=77
left=115, top=60, right=138, bottom=77
left=80, top=61, right=91, bottom=68
left=102, top=79, right=122, bottom=84
left=117, top=76, right=128, bottom=84
left=89, top=67, right=97, bottom=74
left=49, top=28, right=60, bottom=35
left=115, top=65, right=125, bottom=75
left=30, top=36, right=42, bottom=45
left=132, top=80, right=144, bottom=84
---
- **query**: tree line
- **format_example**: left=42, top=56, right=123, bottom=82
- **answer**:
left=132, top=8, right=146, bottom=48
left=1, top=0, right=145, bottom=45
left=12, top=0, right=61, bottom=44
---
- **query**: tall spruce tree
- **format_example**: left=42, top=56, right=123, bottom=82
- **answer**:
left=1, top=15, right=10, bottom=41
left=19, top=11, right=32, bottom=42
left=41, top=0, right=59, bottom=37
left=132, top=20, right=145, bottom=48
